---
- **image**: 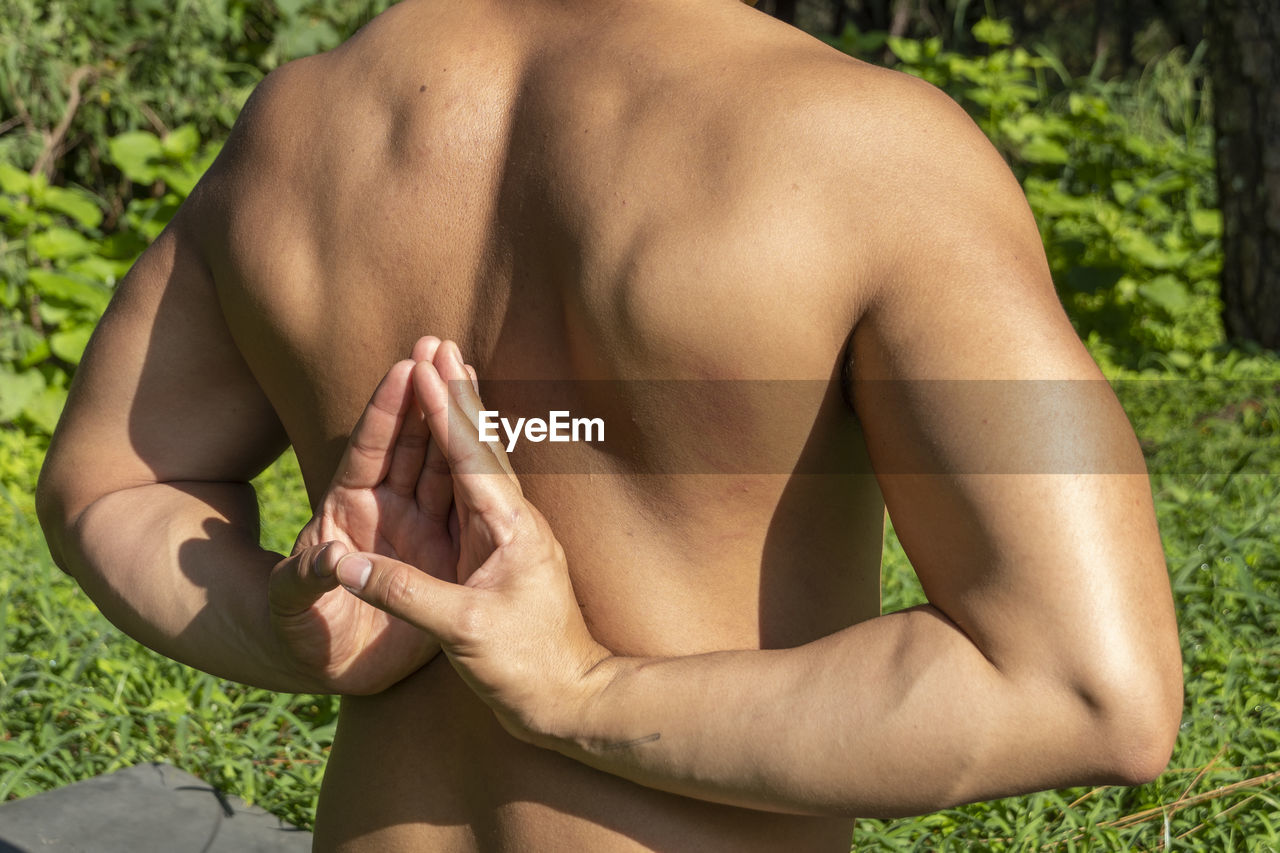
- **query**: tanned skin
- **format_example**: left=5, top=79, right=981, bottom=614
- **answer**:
left=38, top=0, right=1182, bottom=849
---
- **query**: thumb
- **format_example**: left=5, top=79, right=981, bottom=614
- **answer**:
left=336, top=551, right=472, bottom=644
left=269, top=540, right=347, bottom=617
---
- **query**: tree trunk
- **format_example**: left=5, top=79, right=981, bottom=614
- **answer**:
left=1094, top=0, right=1134, bottom=73
left=865, top=0, right=892, bottom=31
left=770, top=0, right=798, bottom=24
left=888, top=0, right=913, bottom=37
left=1150, top=0, right=1205, bottom=51
left=832, top=0, right=847, bottom=35
left=1208, top=0, right=1280, bottom=349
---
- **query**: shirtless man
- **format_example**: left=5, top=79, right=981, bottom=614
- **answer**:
left=36, top=0, right=1183, bottom=848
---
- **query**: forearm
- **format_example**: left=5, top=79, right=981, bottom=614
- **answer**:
left=53, top=480, right=312, bottom=692
left=545, top=605, right=1169, bottom=818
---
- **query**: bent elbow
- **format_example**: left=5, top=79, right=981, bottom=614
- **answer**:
left=35, top=461, right=72, bottom=575
left=1086, top=657, right=1184, bottom=786
left=1103, top=710, right=1179, bottom=786
left=35, top=448, right=104, bottom=579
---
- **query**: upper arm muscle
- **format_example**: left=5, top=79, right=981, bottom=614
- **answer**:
left=40, top=201, right=287, bottom=529
left=845, top=79, right=1178, bottom=698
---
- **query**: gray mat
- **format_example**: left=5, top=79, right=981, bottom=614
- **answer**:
left=0, top=763, right=312, bottom=852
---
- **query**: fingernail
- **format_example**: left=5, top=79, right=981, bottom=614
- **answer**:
left=337, top=555, right=372, bottom=591
left=314, top=542, right=335, bottom=576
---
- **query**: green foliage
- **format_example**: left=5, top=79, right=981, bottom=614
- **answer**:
left=0, top=0, right=392, bottom=437
left=0, top=0, right=391, bottom=193
left=831, top=20, right=1222, bottom=370
left=0, top=127, right=218, bottom=433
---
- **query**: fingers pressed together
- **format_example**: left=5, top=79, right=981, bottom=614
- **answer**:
left=330, top=335, right=521, bottom=593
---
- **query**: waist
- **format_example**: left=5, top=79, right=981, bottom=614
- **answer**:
left=314, top=479, right=883, bottom=850
left=314, top=658, right=856, bottom=852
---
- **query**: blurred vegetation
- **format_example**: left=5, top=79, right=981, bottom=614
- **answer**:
left=0, top=0, right=391, bottom=190
left=1, top=2, right=1277, bottom=848
left=832, top=18, right=1224, bottom=371
left=0, top=0, right=391, bottom=433
left=783, top=0, right=1207, bottom=79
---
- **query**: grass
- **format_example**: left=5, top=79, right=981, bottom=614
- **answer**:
left=871, top=350, right=1280, bottom=850
left=2, top=348, right=1279, bottom=848
left=0, top=433, right=328, bottom=829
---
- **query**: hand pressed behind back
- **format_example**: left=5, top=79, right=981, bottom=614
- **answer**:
left=334, top=341, right=613, bottom=738
left=268, top=337, right=459, bottom=694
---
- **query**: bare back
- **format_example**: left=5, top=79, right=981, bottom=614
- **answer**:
left=196, top=0, right=897, bottom=848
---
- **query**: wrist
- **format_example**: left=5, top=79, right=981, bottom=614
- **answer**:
left=531, top=652, right=641, bottom=754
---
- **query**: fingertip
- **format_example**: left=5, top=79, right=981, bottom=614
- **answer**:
left=412, top=358, right=447, bottom=405
left=387, top=358, right=416, bottom=382
left=314, top=540, right=347, bottom=578
left=465, top=364, right=479, bottom=395
left=336, top=553, right=373, bottom=592
left=377, top=360, right=418, bottom=413
left=412, top=335, right=441, bottom=363
left=434, top=340, right=468, bottom=381
left=447, top=342, right=466, bottom=373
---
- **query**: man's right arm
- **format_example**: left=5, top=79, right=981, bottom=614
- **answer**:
left=35, top=202, right=316, bottom=691
left=36, top=223, right=444, bottom=695
left=37, top=66, right=447, bottom=694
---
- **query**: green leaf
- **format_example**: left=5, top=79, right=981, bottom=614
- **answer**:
left=26, top=270, right=112, bottom=313
left=1190, top=208, right=1223, bottom=238
left=1018, top=138, right=1069, bottom=164
left=29, top=227, right=96, bottom=261
left=38, top=186, right=103, bottom=229
left=157, top=165, right=199, bottom=197
left=108, top=131, right=164, bottom=184
left=1115, top=230, right=1184, bottom=270
left=0, top=195, right=35, bottom=232
left=972, top=18, right=1014, bottom=47
left=161, top=124, right=200, bottom=161
left=97, top=658, right=127, bottom=677
left=1024, top=179, right=1095, bottom=217
left=18, top=339, right=51, bottom=369
left=1138, top=274, right=1192, bottom=316
left=0, top=162, right=33, bottom=195
left=38, top=301, right=74, bottom=327
left=0, top=368, right=45, bottom=424
left=1112, top=180, right=1135, bottom=207
left=276, top=19, right=342, bottom=59
left=69, top=255, right=130, bottom=284
left=145, top=686, right=193, bottom=718
left=50, top=324, right=95, bottom=365
left=21, top=385, right=67, bottom=435
left=887, top=36, right=923, bottom=64
left=1122, top=134, right=1156, bottom=161
left=98, top=230, right=149, bottom=260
